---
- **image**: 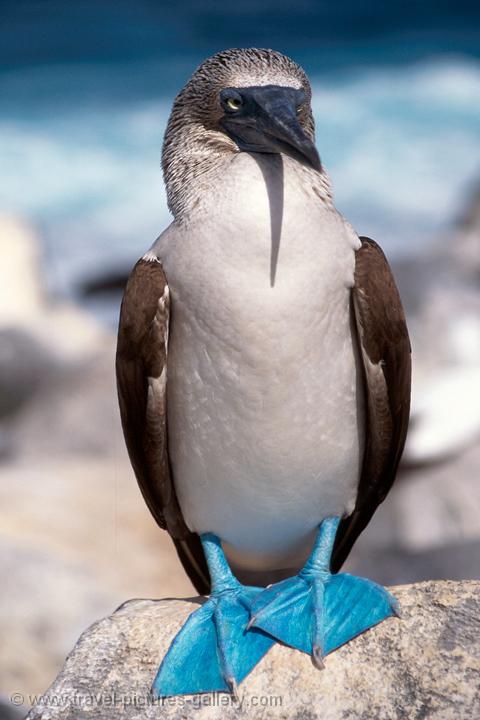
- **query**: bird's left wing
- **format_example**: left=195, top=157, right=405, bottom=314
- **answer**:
left=116, top=257, right=210, bottom=594
left=331, top=237, right=412, bottom=571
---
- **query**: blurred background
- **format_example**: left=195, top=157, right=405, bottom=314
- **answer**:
left=1, top=0, right=479, bottom=715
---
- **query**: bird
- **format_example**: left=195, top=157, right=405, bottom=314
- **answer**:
left=116, top=48, right=411, bottom=697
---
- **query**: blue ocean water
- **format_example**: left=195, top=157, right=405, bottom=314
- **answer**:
left=1, top=1, right=480, bottom=300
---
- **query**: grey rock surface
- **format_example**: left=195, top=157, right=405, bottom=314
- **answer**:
left=26, top=581, right=480, bottom=720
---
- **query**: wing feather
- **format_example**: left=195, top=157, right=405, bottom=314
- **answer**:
left=116, top=257, right=210, bottom=594
left=331, top=237, right=412, bottom=571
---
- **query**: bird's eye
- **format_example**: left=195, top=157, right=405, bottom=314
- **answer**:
left=226, top=97, right=242, bottom=111
left=220, top=88, right=244, bottom=113
left=296, top=104, right=304, bottom=115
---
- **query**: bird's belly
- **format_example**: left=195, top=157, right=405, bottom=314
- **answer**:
left=167, top=285, right=364, bottom=572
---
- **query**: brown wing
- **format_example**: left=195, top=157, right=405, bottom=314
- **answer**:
left=116, top=257, right=210, bottom=594
left=331, top=237, right=412, bottom=571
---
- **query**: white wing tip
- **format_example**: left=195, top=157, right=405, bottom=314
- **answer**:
left=142, top=250, right=160, bottom=263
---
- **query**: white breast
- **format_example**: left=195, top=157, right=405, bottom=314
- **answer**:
left=154, top=153, right=364, bottom=573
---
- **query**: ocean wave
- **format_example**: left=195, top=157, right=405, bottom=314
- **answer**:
left=312, top=58, right=480, bottom=249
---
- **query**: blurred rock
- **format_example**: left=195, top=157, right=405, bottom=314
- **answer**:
left=349, top=537, right=480, bottom=586
left=0, top=217, right=44, bottom=326
left=0, top=694, right=26, bottom=720
left=0, top=457, right=193, bottom=701
left=395, top=442, right=480, bottom=552
left=346, top=438, right=480, bottom=583
left=0, top=215, right=106, bottom=362
left=0, top=328, right=54, bottom=420
left=0, top=216, right=190, bottom=701
left=346, top=182, right=480, bottom=583
left=405, top=364, right=480, bottom=466
left=26, top=581, right=480, bottom=720
left=451, top=180, right=480, bottom=281
left=398, top=179, right=480, bottom=467
left=0, top=216, right=112, bottom=456
left=9, top=341, right=118, bottom=459
left=79, top=269, right=129, bottom=298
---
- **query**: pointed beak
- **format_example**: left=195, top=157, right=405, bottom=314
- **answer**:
left=219, top=85, right=321, bottom=172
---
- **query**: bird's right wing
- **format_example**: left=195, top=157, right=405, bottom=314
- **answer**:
left=116, top=256, right=210, bottom=594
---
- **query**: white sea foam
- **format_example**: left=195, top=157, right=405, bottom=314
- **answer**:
left=312, top=58, right=480, bottom=251
left=0, top=58, right=479, bottom=294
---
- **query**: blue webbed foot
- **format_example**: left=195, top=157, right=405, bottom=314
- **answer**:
left=249, top=517, right=398, bottom=666
left=152, top=534, right=275, bottom=697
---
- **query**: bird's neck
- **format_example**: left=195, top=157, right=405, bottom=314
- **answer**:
left=162, top=126, right=235, bottom=218
left=162, top=129, right=333, bottom=222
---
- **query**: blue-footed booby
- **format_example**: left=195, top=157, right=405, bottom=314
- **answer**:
left=116, top=48, right=411, bottom=697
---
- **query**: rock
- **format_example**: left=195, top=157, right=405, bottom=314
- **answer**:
left=79, top=269, right=129, bottom=298
left=0, top=213, right=109, bottom=365
left=451, top=180, right=480, bottom=281
left=9, top=340, right=120, bottom=459
left=392, top=178, right=480, bottom=468
left=0, top=457, right=193, bottom=700
left=0, top=214, right=113, bottom=456
left=26, top=581, right=480, bottom=720
left=0, top=216, right=45, bottom=326
left=0, top=694, right=27, bottom=720
left=0, top=328, right=55, bottom=421
left=345, top=439, right=480, bottom=584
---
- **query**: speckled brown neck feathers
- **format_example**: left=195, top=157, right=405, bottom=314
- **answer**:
left=162, top=48, right=317, bottom=219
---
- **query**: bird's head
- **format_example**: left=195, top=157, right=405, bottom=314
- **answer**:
left=163, top=48, right=321, bottom=217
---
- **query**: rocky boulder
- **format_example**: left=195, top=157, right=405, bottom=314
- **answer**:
left=26, top=580, right=480, bottom=719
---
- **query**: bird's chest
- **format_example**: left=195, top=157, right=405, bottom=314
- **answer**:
left=164, top=158, right=359, bottom=430
left=157, top=158, right=364, bottom=565
left=166, top=233, right=359, bottom=472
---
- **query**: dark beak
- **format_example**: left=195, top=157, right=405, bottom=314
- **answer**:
left=219, top=85, right=321, bottom=172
